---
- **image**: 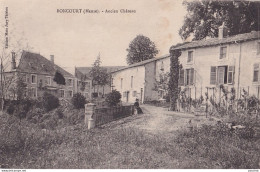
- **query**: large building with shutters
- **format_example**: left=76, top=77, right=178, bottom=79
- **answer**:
left=170, top=29, right=260, bottom=102
left=2, top=51, right=77, bottom=100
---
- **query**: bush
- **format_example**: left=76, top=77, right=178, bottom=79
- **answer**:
left=42, top=92, right=60, bottom=112
left=71, top=93, right=86, bottom=109
left=105, top=90, right=121, bottom=107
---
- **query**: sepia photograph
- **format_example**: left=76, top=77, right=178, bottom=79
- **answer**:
left=0, top=0, right=259, bottom=170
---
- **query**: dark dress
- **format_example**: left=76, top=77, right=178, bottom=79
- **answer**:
left=134, top=101, right=143, bottom=114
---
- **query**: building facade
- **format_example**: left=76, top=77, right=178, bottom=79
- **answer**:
left=170, top=30, right=260, bottom=104
left=3, top=51, right=77, bottom=100
left=111, top=55, right=170, bottom=104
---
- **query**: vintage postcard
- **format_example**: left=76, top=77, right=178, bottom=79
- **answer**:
left=0, top=0, right=259, bottom=170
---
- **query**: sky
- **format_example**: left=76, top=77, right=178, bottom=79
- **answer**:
left=0, top=0, right=186, bottom=69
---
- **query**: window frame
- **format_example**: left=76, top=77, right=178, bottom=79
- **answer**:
left=219, top=46, right=228, bottom=60
left=31, top=74, right=37, bottom=84
left=60, top=89, right=65, bottom=98
left=253, top=63, right=260, bottom=83
left=46, top=76, right=51, bottom=86
left=67, top=90, right=73, bottom=98
left=187, top=51, right=194, bottom=63
left=31, top=87, right=37, bottom=97
left=67, top=78, right=73, bottom=87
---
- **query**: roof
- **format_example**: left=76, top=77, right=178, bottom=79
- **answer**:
left=111, top=54, right=170, bottom=74
left=170, top=31, right=260, bottom=51
left=76, top=66, right=125, bottom=77
left=17, top=51, right=74, bottom=77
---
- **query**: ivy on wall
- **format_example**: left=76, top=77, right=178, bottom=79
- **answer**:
left=168, top=49, right=182, bottom=111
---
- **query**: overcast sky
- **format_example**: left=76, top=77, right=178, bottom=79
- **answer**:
left=0, top=0, right=186, bottom=68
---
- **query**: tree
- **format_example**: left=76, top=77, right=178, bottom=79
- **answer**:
left=179, top=1, right=260, bottom=41
left=53, top=71, right=66, bottom=85
left=89, top=54, right=110, bottom=96
left=0, top=21, right=28, bottom=111
left=105, top=90, right=121, bottom=107
left=71, top=93, right=86, bottom=109
left=126, top=35, right=159, bottom=65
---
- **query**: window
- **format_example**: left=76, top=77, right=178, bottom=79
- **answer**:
left=187, top=51, right=193, bottom=63
left=46, top=76, right=51, bottom=85
left=67, top=90, right=73, bottom=97
left=179, top=69, right=185, bottom=86
left=84, top=92, right=89, bottom=98
left=31, top=87, right=37, bottom=97
left=210, top=66, right=234, bottom=85
left=253, top=64, right=259, bottom=82
left=131, top=76, right=133, bottom=88
left=121, top=78, right=123, bottom=89
left=227, top=66, right=235, bottom=84
left=217, top=66, right=227, bottom=84
left=31, top=74, right=37, bottom=84
left=67, top=79, right=73, bottom=87
left=132, top=91, right=137, bottom=97
left=185, top=68, right=194, bottom=86
left=220, top=46, right=227, bottom=59
left=60, top=89, right=65, bottom=98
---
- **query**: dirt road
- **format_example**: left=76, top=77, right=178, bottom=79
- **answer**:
left=104, top=104, right=218, bottom=135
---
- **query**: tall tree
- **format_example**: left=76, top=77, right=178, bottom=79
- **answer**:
left=179, top=0, right=260, bottom=41
left=89, top=54, right=110, bottom=96
left=126, top=35, right=159, bottom=65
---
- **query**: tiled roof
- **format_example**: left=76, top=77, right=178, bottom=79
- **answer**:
left=170, top=31, right=260, bottom=51
left=17, top=51, right=74, bottom=77
left=76, top=66, right=125, bottom=77
left=111, top=54, right=170, bottom=74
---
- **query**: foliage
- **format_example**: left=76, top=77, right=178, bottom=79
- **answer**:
left=126, top=35, right=159, bottom=65
left=105, top=90, right=121, bottom=107
left=179, top=1, right=260, bottom=40
left=71, top=93, right=87, bottom=109
left=176, top=122, right=259, bottom=168
left=89, top=55, right=110, bottom=92
left=53, top=71, right=66, bottom=85
left=42, top=92, right=60, bottom=112
left=168, top=49, right=181, bottom=111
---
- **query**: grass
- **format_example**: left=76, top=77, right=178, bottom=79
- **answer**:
left=0, top=111, right=259, bottom=169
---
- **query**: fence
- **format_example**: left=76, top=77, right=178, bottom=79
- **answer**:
left=177, top=85, right=260, bottom=118
left=93, top=105, right=135, bottom=126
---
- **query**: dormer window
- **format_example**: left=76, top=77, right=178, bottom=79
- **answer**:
left=42, top=64, right=46, bottom=68
left=220, top=46, right=227, bottom=59
left=187, top=51, right=193, bottom=63
left=67, top=78, right=73, bottom=87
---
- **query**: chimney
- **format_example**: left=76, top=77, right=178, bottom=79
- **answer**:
left=11, top=52, right=16, bottom=70
left=218, top=23, right=228, bottom=39
left=50, top=55, right=54, bottom=64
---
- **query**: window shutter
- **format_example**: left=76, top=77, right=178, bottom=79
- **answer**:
left=190, top=68, right=194, bottom=85
left=253, top=64, right=259, bottom=82
left=186, top=69, right=190, bottom=85
left=227, top=66, right=235, bottom=84
left=210, top=66, right=217, bottom=85
left=179, top=69, right=184, bottom=86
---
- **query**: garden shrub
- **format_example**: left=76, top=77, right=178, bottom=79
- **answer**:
left=42, top=92, right=60, bottom=112
left=71, top=93, right=86, bottom=109
left=105, top=90, right=121, bottom=107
